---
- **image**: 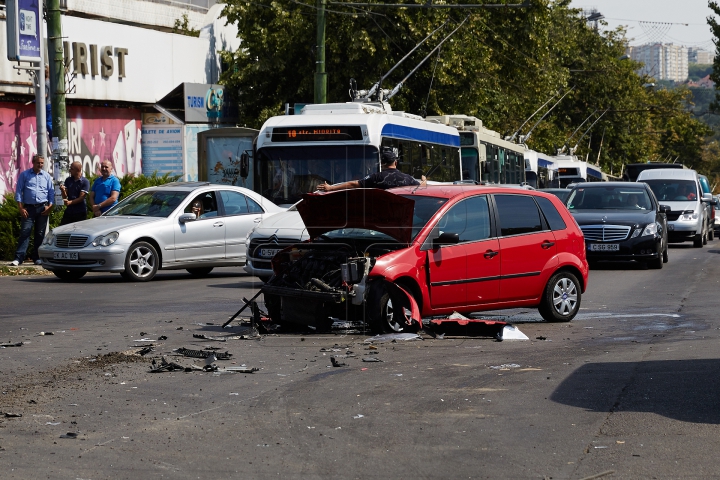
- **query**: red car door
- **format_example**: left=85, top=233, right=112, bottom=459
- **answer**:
left=494, top=194, right=558, bottom=302
left=463, top=195, right=501, bottom=306
left=426, top=199, right=470, bottom=309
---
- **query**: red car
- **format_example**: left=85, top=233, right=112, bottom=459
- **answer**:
left=263, top=186, right=589, bottom=333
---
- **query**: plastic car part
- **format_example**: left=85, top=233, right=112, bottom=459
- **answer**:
left=426, top=318, right=507, bottom=338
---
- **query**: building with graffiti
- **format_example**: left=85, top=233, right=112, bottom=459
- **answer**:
left=0, top=0, right=240, bottom=197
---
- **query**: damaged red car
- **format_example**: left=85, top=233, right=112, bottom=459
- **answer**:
left=262, top=186, right=589, bottom=333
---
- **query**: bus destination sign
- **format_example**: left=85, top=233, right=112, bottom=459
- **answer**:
left=271, top=126, right=363, bottom=142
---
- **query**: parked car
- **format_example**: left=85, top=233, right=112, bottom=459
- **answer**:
left=262, top=186, right=589, bottom=333
left=698, top=174, right=715, bottom=241
left=637, top=168, right=715, bottom=248
left=539, top=188, right=571, bottom=203
left=245, top=202, right=308, bottom=282
left=715, top=196, right=720, bottom=233
left=39, top=182, right=285, bottom=281
left=565, top=182, right=669, bottom=268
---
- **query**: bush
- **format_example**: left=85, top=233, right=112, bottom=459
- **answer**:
left=0, top=171, right=180, bottom=261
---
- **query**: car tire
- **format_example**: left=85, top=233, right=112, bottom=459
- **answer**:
left=709, top=227, right=715, bottom=241
left=693, top=232, right=704, bottom=248
left=123, top=241, right=159, bottom=281
left=187, top=267, right=214, bottom=277
left=52, top=269, right=87, bottom=281
left=647, top=255, right=663, bottom=269
left=703, top=228, right=708, bottom=245
left=372, top=290, right=406, bottom=333
left=662, top=243, right=669, bottom=263
left=264, top=293, right=282, bottom=323
left=538, top=271, right=581, bottom=323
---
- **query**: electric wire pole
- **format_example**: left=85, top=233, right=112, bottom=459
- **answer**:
left=46, top=0, right=69, bottom=184
left=314, top=0, right=327, bottom=104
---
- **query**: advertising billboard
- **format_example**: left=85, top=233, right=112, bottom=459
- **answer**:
left=6, top=0, right=43, bottom=62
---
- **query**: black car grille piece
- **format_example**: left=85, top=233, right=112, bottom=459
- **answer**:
left=580, top=225, right=631, bottom=242
left=667, top=211, right=682, bottom=222
left=55, top=234, right=89, bottom=249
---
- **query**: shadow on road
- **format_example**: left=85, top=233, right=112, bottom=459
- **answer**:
left=551, top=359, right=720, bottom=424
left=589, top=261, right=648, bottom=270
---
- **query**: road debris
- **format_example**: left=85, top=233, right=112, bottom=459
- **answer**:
left=150, top=357, right=186, bottom=373
left=217, top=366, right=260, bottom=374
left=330, top=357, right=346, bottom=367
left=0, top=342, right=24, bottom=347
left=158, top=335, right=168, bottom=341
left=426, top=317, right=506, bottom=339
left=490, top=364, right=521, bottom=370
left=362, top=357, right=383, bottom=362
left=364, top=333, right=421, bottom=343
left=176, top=347, right=233, bottom=360
left=3, top=412, right=22, bottom=418
left=38, top=331, right=53, bottom=336
left=502, top=325, right=529, bottom=341
left=59, top=432, right=78, bottom=439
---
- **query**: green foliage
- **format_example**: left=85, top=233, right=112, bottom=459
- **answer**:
left=220, top=0, right=712, bottom=177
left=0, top=171, right=180, bottom=261
left=708, top=1, right=720, bottom=111
left=689, top=63, right=713, bottom=81
left=172, top=13, right=200, bottom=37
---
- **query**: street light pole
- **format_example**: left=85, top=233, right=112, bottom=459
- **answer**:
left=314, top=0, right=327, bottom=104
left=46, top=0, right=69, bottom=184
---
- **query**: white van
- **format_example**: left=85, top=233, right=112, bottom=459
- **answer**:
left=637, top=168, right=714, bottom=247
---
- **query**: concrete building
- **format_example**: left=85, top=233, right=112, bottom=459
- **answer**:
left=628, top=43, right=689, bottom=82
left=688, top=47, right=714, bottom=65
left=0, top=0, right=240, bottom=197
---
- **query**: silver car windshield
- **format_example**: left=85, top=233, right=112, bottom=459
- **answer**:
left=105, top=191, right=188, bottom=218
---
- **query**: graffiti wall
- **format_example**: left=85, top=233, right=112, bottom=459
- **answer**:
left=0, top=103, right=142, bottom=197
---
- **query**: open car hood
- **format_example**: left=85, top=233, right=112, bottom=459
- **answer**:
left=297, top=190, right=415, bottom=244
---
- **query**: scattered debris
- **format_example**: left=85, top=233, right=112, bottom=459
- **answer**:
left=46, top=422, right=61, bottom=425
left=362, top=357, right=383, bottom=363
left=137, top=346, right=154, bottom=356
left=150, top=357, right=186, bottom=373
left=490, top=364, right=521, bottom=370
left=330, top=357, right=346, bottom=367
left=353, top=414, right=364, bottom=419
left=176, top=348, right=232, bottom=360
left=427, top=317, right=506, bottom=339
left=0, top=342, right=23, bottom=347
left=193, top=333, right=227, bottom=342
left=364, top=333, right=421, bottom=343
left=536, top=336, right=548, bottom=341
left=59, top=432, right=78, bottom=439
left=158, top=335, right=168, bottom=341
left=502, top=325, right=529, bottom=341
left=38, top=332, right=53, bottom=336
left=3, top=412, right=22, bottom=418
left=218, top=366, right=259, bottom=374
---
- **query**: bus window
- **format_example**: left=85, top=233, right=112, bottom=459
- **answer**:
left=461, top=147, right=480, bottom=182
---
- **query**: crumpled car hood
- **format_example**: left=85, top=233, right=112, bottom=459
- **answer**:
left=297, top=189, right=415, bottom=244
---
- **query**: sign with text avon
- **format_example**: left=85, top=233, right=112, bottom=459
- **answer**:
left=6, top=0, right=42, bottom=62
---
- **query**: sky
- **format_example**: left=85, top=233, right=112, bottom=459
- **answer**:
left=571, top=0, right=716, bottom=50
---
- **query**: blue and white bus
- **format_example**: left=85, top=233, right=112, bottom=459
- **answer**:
left=254, top=102, right=461, bottom=205
left=524, top=149, right=559, bottom=189
left=553, top=154, right=606, bottom=187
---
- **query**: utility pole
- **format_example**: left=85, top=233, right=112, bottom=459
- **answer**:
left=46, top=0, right=69, bottom=186
left=35, top=32, right=47, bottom=164
left=314, top=0, right=327, bottom=104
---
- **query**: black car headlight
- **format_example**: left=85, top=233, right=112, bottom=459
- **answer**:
left=631, top=223, right=658, bottom=238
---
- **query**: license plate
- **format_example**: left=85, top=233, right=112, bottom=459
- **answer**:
left=259, top=248, right=281, bottom=258
left=54, top=251, right=78, bottom=260
left=589, top=244, right=619, bottom=252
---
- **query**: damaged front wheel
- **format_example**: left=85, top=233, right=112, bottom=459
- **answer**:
left=369, top=282, right=420, bottom=334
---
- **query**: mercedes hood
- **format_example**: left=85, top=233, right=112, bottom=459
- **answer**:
left=297, top=189, right=415, bottom=244
left=571, top=209, right=658, bottom=227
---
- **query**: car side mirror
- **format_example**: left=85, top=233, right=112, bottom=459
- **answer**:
left=659, top=205, right=671, bottom=214
left=701, top=193, right=713, bottom=202
left=179, top=213, right=197, bottom=224
left=433, top=232, right=460, bottom=249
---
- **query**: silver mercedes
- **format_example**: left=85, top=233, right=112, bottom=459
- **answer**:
left=39, top=182, right=285, bottom=281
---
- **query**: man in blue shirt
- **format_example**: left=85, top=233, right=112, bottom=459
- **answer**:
left=90, top=160, right=121, bottom=216
left=59, top=161, right=90, bottom=225
left=10, top=154, right=54, bottom=266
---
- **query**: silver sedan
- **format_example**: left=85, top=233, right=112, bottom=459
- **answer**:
left=39, top=182, right=285, bottom=281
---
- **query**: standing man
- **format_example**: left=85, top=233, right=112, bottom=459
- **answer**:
left=317, top=147, right=422, bottom=192
left=59, top=161, right=90, bottom=225
left=90, top=160, right=121, bottom=216
left=9, top=154, right=54, bottom=266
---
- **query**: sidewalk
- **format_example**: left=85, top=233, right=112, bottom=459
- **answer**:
left=1, top=262, right=53, bottom=276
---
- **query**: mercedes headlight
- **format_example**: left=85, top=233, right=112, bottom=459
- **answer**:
left=92, top=231, right=119, bottom=247
left=43, top=232, right=55, bottom=245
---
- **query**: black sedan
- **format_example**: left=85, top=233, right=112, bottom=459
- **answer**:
left=565, top=182, right=669, bottom=268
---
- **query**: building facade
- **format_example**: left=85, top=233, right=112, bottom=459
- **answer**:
left=0, top=0, right=238, bottom=197
left=688, top=47, right=714, bottom=65
left=628, top=43, right=689, bottom=82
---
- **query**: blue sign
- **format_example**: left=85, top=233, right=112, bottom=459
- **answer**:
left=6, top=0, right=42, bottom=62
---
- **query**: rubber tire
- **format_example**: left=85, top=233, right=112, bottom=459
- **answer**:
left=662, top=243, right=669, bottom=263
left=373, top=291, right=406, bottom=334
left=693, top=233, right=704, bottom=248
left=187, top=267, right=214, bottom=277
left=52, top=269, right=87, bottom=281
left=538, top=271, right=581, bottom=323
left=703, top=228, right=708, bottom=245
left=709, top=227, right=715, bottom=241
left=647, top=255, right=663, bottom=269
left=123, top=241, right=159, bottom=281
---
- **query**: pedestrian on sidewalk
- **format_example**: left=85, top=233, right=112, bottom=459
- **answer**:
left=59, top=161, right=90, bottom=225
left=9, top=154, right=54, bottom=266
left=90, top=160, right=121, bottom=216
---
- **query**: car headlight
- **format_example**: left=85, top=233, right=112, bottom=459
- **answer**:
left=680, top=210, right=698, bottom=221
left=92, top=231, right=119, bottom=247
left=43, top=232, right=55, bottom=246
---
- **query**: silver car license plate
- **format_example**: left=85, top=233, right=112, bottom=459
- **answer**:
left=260, top=248, right=281, bottom=258
left=590, top=244, right=619, bottom=252
left=54, top=251, right=78, bottom=260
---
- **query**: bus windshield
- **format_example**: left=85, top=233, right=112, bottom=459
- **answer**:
left=257, top=145, right=379, bottom=205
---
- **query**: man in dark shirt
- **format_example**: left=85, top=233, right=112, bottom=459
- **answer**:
left=59, top=161, right=90, bottom=225
left=317, top=147, right=420, bottom=192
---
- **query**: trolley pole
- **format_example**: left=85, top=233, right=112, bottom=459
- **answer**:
left=46, top=0, right=69, bottom=187
left=314, top=0, right=327, bottom=104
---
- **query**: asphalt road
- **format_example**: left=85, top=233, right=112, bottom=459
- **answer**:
left=1, top=240, right=719, bottom=479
